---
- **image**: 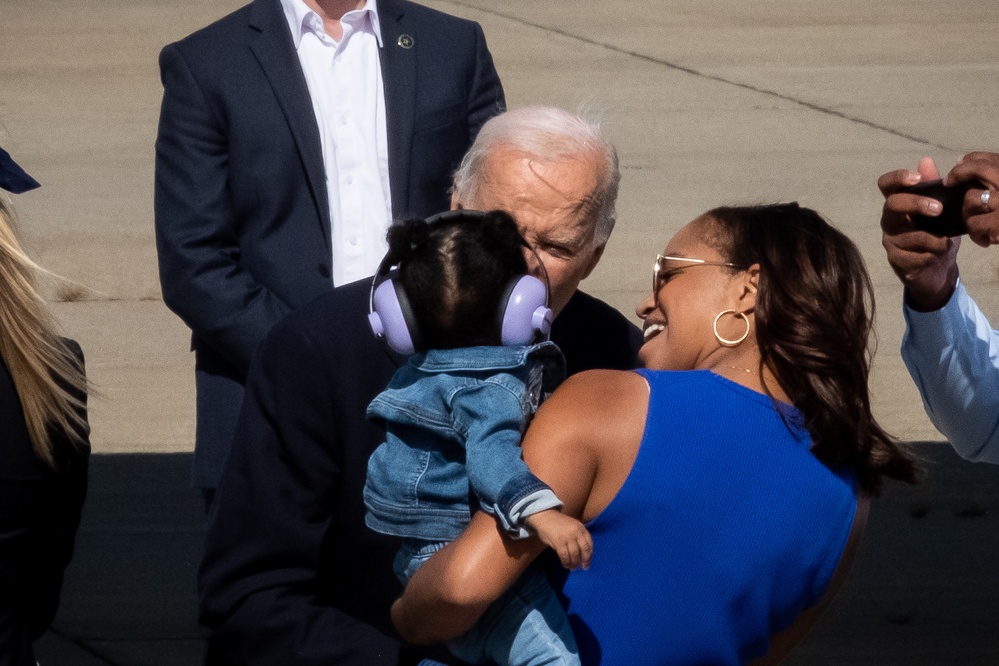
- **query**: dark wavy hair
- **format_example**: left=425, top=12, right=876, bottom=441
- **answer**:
left=703, top=203, right=918, bottom=496
left=385, top=210, right=529, bottom=350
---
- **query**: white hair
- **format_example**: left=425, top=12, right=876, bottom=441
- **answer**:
left=452, top=106, right=620, bottom=245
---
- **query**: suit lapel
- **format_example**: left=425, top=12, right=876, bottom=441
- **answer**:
left=247, top=0, right=331, bottom=247
left=377, top=0, right=417, bottom=220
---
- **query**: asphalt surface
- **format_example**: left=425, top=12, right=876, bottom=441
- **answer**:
left=1, top=0, right=997, bottom=663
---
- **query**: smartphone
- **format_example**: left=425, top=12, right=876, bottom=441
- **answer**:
left=899, top=179, right=982, bottom=237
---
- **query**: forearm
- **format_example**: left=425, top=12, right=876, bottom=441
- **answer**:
left=392, top=512, right=543, bottom=643
left=391, top=546, right=492, bottom=644
left=902, top=279, right=999, bottom=462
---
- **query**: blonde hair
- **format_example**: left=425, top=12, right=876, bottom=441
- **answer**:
left=0, top=194, right=89, bottom=466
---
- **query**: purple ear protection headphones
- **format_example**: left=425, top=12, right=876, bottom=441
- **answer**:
left=367, top=211, right=554, bottom=355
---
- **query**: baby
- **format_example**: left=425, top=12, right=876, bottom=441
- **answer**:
left=364, top=209, right=591, bottom=666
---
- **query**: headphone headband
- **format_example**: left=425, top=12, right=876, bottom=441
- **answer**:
left=368, top=211, right=552, bottom=354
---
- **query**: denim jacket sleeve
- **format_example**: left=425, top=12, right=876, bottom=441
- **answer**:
left=450, top=382, right=561, bottom=538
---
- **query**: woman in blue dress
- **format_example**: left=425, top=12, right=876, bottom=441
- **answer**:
left=391, top=203, right=919, bottom=665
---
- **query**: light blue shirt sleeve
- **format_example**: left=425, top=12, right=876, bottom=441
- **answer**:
left=901, top=278, right=999, bottom=463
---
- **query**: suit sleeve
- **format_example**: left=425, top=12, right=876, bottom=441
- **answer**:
left=154, top=43, right=292, bottom=375
left=464, top=22, right=505, bottom=143
left=197, top=321, right=403, bottom=665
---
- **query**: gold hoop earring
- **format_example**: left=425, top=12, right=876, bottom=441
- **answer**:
left=713, top=309, right=750, bottom=347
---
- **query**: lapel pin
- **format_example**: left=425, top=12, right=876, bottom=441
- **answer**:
left=397, top=34, right=414, bottom=49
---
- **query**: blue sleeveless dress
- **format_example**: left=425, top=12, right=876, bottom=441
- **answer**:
left=561, top=369, right=858, bottom=665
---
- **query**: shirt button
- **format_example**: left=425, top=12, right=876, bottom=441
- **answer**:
left=339, top=116, right=347, bottom=126
left=349, top=238, right=358, bottom=246
left=345, top=176, right=353, bottom=185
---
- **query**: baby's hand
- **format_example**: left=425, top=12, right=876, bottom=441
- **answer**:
left=524, top=509, right=593, bottom=570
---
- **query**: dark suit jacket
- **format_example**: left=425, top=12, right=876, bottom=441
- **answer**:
left=198, top=281, right=642, bottom=665
left=154, top=0, right=505, bottom=489
left=0, top=342, right=89, bottom=666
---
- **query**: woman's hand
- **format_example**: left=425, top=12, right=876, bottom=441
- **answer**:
left=524, top=509, right=593, bottom=570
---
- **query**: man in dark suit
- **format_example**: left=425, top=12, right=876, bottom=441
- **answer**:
left=154, top=0, right=504, bottom=500
left=199, top=107, right=643, bottom=664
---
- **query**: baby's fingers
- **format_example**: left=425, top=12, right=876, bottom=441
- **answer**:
left=578, top=533, right=594, bottom=570
left=557, top=540, right=582, bottom=570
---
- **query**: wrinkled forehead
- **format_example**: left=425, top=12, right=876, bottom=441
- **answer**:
left=471, top=149, right=601, bottom=234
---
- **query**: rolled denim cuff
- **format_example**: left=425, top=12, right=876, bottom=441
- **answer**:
left=486, top=479, right=562, bottom=540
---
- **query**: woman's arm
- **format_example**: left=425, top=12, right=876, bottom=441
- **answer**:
left=391, top=510, right=544, bottom=643
left=392, top=370, right=649, bottom=643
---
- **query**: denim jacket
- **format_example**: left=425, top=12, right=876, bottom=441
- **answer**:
left=364, top=341, right=566, bottom=542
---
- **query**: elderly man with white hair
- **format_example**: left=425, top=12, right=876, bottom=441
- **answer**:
left=198, top=106, right=641, bottom=666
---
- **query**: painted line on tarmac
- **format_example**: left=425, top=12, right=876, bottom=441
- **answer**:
left=454, top=3, right=957, bottom=152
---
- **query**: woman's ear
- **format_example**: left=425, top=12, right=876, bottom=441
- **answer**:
left=736, top=264, right=760, bottom=311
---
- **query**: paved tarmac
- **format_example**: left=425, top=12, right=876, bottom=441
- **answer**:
left=1, top=0, right=998, bottom=663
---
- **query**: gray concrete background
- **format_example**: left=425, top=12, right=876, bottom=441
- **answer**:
left=2, top=0, right=998, bottom=452
left=1, top=0, right=998, bottom=663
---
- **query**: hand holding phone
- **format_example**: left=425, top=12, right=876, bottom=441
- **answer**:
left=898, top=179, right=983, bottom=237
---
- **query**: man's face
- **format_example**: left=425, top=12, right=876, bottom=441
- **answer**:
left=453, top=147, right=605, bottom=316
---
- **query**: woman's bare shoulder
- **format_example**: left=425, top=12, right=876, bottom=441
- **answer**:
left=547, top=369, right=649, bottom=409
left=532, top=369, right=649, bottom=443
left=526, top=370, right=650, bottom=521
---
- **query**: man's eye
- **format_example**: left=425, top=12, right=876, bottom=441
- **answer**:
left=541, top=245, right=574, bottom=260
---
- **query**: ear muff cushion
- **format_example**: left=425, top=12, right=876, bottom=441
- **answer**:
left=500, top=275, right=552, bottom=346
left=370, top=277, right=420, bottom=355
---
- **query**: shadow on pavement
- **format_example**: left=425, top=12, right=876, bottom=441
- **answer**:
left=32, top=444, right=999, bottom=665
left=37, top=453, right=205, bottom=666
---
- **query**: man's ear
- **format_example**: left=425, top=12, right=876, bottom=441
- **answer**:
left=449, top=191, right=462, bottom=210
left=579, top=243, right=606, bottom=281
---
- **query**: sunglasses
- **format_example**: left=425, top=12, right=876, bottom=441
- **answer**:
left=653, top=254, right=747, bottom=294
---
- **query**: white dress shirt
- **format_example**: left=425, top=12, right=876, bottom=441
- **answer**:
left=280, top=0, right=392, bottom=286
left=901, top=278, right=999, bottom=463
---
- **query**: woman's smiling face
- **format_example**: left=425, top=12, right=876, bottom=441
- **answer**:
left=636, top=216, right=752, bottom=371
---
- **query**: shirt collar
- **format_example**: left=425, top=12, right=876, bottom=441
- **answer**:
left=413, top=341, right=562, bottom=373
left=279, top=0, right=383, bottom=49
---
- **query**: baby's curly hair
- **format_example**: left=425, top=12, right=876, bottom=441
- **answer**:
left=386, top=210, right=529, bottom=350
